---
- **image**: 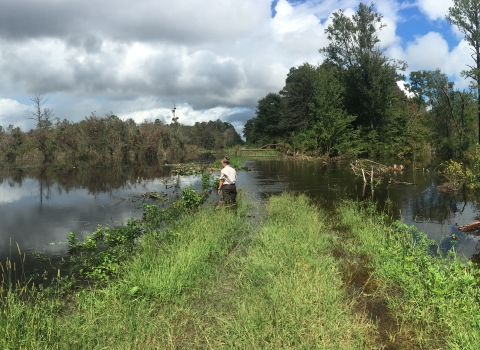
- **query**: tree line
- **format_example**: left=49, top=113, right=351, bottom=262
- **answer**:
left=244, top=1, right=480, bottom=163
left=0, top=108, right=243, bottom=164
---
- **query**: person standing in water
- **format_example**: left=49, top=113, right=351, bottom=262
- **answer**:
left=217, top=156, right=237, bottom=206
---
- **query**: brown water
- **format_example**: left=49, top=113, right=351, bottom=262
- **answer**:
left=1, top=159, right=480, bottom=266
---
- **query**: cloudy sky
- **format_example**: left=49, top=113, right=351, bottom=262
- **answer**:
left=0, top=0, right=473, bottom=136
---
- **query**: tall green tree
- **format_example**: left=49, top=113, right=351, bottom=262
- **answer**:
left=320, top=3, right=384, bottom=70
left=308, top=63, right=357, bottom=155
left=279, top=63, right=317, bottom=132
left=410, top=69, right=477, bottom=158
left=245, top=93, right=285, bottom=145
left=447, top=0, right=480, bottom=143
left=319, top=2, right=406, bottom=152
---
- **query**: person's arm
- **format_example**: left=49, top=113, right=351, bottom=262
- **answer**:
left=217, top=179, right=224, bottom=195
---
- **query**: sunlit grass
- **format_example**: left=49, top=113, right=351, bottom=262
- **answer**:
left=3, top=193, right=479, bottom=349
left=335, top=200, right=480, bottom=349
left=196, top=192, right=374, bottom=349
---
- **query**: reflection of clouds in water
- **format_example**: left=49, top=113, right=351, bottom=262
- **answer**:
left=149, top=174, right=201, bottom=186
left=0, top=177, right=94, bottom=205
left=0, top=170, right=204, bottom=261
left=0, top=178, right=37, bottom=204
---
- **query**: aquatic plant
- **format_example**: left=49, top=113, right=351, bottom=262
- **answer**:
left=211, top=156, right=243, bottom=169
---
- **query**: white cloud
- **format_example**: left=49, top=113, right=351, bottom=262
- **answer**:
left=397, top=80, right=415, bottom=97
left=405, top=32, right=450, bottom=71
left=0, top=98, right=31, bottom=130
left=378, top=16, right=400, bottom=48
left=0, top=178, right=36, bottom=204
left=272, top=0, right=321, bottom=40
left=416, top=0, right=453, bottom=21
left=0, top=0, right=474, bottom=135
left=385, top=30, right=475, bottom=90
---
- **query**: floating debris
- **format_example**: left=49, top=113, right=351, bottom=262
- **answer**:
left=350, top=159, right=405, bottom=184
left=458, top=222, right=480, bottom=232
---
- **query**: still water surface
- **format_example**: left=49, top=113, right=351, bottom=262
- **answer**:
left=1, top=159, right=480, bottom=265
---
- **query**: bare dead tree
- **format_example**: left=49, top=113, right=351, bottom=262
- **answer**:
left=29, top=94, right=54, bottom=130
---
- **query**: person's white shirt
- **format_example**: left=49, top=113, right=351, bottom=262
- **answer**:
left=221, top=165, right=236, bottom=185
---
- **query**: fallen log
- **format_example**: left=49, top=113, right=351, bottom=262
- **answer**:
left=458, top=222, right=480, bottom=232
left=388, top=178, right=416, bottom=185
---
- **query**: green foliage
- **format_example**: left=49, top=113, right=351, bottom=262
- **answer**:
left=308, top=62, right=358, bottom=155
left=67, top=219, right=144, bottom=280
left=211, top=156, right=243, bottom=169
left=4, top=194, right=480, bottom=349
left=65, top=184, right=209, bottom=281
left=214, top=193, right=374, bottom=348
left=439, top=159, right=467, bottom=189
left=439, top=147, right=480, bottom=189
left=244, top=93, right=285, bottom=145
left=320, top=2, right=407, bottom=153
left=201, top=172, right=212, bottom=190
left=337, top=201, right=480, bottom=348
left=397, top=91, right=432, bottom=161
left=180, top=186, right=204, bottom=209
left=0, top=112, right=243, bottom=165
left=244, top=3, right=410, bottom=158
left=447, top=0, right=480, bottom=84
left=0, top=192, right=246, bottom=349
left=279, top=63, right=318, bottom=132
left=407, top=69, right=477, bottom=159
left=190, top=119, right=244, bottom=150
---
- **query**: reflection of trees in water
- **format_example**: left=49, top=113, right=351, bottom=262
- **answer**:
left=408, top=185, right=469, bottom=224
left=38, top=167, right=54, bottom=213
left=0, top=164, right=174, bottom=198
left=471, top=241, right=480, bottom=264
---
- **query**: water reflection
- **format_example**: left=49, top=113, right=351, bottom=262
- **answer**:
left=1, top=159, right=480, bottom=265
left=243, top=159, right=480, bottom=261
left=0, top=165, right=179, bottom=262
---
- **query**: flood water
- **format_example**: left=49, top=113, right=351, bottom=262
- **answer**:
left=1, top=159, right=480, bottom=268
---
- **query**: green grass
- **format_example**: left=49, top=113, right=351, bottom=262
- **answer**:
left=3, top=193, right=479, bottom=349
left=196, top=192, right=374, bottom=349
left=1, top=197, right=247, bottom=349
left=334, top=200, right=480, bottom=349
left=211, top=156, right=243, bottom=169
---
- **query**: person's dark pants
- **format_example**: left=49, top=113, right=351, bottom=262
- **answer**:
left=222, top=184, right=237, bottom=205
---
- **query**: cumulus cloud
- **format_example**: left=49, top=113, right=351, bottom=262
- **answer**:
left=416, top=0, right=452, bottom=21
left=0, top=0, right=473, bottom=132
left=0, top=0, right=271, bottom=44
left=405, top=32, right=450, bottom=71
left=385, top=30, right=475, bottom=90
left=0, top=98, right=31, bottom=130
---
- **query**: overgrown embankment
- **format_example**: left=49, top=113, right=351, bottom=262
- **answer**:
left=2, top=193, right=480, bottom=349
left=334, top=201, right=480, bottom=349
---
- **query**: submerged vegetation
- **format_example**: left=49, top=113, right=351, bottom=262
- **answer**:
left=1, top=192, right=480, bottom=349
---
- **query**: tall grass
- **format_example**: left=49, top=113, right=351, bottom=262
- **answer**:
left=7, top=192, right=476, bottom=349
left=335, top=200, right=480, bottom=349
left=1, top=193, right=376, bottom=349
left=195, top=193, right=374, bottom=349
left=1, top=197, right=246, bottom=349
